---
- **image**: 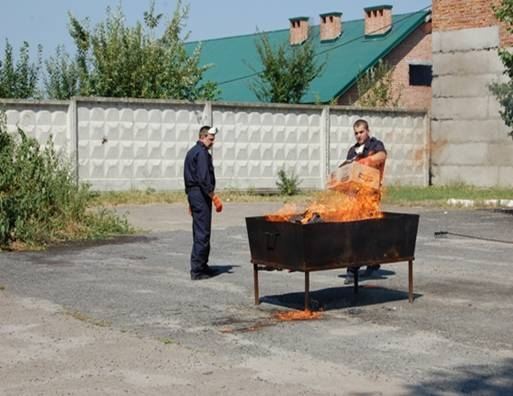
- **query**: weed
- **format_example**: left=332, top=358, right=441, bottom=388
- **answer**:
left=276, top=168, right=302, bottom=196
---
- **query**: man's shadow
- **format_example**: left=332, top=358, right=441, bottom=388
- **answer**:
left=209, top=265, right=239, bottom=278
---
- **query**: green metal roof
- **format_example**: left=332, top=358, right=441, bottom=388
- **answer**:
left=187, top=10, right=430, bottom=104
left=364, top=5, right=393, bottom=12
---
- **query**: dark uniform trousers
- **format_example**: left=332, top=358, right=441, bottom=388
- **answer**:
left=187, top=187, right=212, bottom=275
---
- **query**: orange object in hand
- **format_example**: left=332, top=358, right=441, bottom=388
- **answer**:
left=212, top=194, right=223, bottom=213
left=356, top=156, right=373, bottom=167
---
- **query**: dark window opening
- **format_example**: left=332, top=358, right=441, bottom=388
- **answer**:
left=409, top=64, right=432, bottom=86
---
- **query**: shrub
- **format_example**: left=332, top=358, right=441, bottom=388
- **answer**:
left=276, top=168, right=302, bottom=196
left=0, top=114, right=132, bottom=249
left=491, top=0, right=513, bottom=138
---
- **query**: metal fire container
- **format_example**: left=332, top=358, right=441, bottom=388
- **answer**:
left=328, top=161, right=381, bottom=192
left=246, top=212, right=419, bottom=310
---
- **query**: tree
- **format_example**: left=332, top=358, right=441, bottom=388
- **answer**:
left=0, top=40, right=41, bottom=98
left=250, top=32, right=325, bottom=103
left=355, top=60, right=400, bottom=108
left=490, top=0, right=513, bottom=138
left=44, top=46, right=80, bottom=100
left=60, top=0, right=218, bottom=100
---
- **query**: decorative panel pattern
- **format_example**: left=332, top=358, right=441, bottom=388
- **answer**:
left=4, top=103, right=71, bottom=158
left=212, top=106, right=323, bottom=190
left=77, top=100, right=207, bottom=190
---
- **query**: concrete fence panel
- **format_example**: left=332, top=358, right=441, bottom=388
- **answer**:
left=1, top=97, right=429, bottom=191
left=1, top=99, right=72, bottom=159
left=75, top=97, right=207, bottom=190
left=212, top=103, right=324, bottom=190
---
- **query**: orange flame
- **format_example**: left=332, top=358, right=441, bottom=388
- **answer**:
left=266, top=184, right=383, bottom=224
left=273, top=310, right=321, bottom=321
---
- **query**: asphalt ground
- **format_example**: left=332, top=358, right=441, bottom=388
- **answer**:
left=1, top=202, right=513, bottom=395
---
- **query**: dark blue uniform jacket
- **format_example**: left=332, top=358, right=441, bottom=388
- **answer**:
left=346, top=137, right=386, bottom=160
left=184, top=141, right=216, bottom=197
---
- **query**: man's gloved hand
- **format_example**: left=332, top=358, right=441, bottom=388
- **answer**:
left=212, top=194, right=223, bottom=213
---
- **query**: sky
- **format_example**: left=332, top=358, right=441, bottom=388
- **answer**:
left=0, top=0, right=430, bottom=57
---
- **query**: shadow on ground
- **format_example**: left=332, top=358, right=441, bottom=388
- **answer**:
left=208, top=265, right=239, bottom=277
left=407, top=358, right=513, bottom=395
left=337, top=268, right=396, bottom=281
left=260, top=285, right=422, bottom=311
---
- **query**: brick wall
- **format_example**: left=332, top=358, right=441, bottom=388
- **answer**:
left=365, top=8, right=393, bottom=36
left=289, top=18, right=309, bottom=45
left=338, top=23, right=432, bottom=110
left=387, top=23, right=432, bottom=109
left=320, top=13, right=342, bottom=41
left=433, top=0, right=513, bottom=46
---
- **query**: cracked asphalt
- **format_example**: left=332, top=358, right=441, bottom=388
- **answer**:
left=1, top=202, right=513, bottom=395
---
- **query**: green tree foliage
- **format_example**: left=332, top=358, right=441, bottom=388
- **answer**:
left=355, top=60, right=400, bottom=108
left=44, top=46, right=80, bottom=100
left=0, top=113, right=131, bottom=249
left=0, top=40, right=41, bottom=98
left=490, top=0, right=513, bottom=138
left=250, top=33, right=325, bottom=103
left=60, top=0, right=218, bottom=100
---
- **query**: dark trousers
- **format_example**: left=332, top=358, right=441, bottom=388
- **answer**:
left=187, top=187, right=212, bottom=275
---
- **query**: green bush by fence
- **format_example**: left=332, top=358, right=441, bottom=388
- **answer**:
left=0, top=114, right=132, bottom=249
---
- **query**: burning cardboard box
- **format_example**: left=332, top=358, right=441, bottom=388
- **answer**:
left=328, top=161, right=381, bottom=192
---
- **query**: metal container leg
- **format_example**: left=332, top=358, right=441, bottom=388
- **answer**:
left=305, top=271, right=310, bottom=311
left=253, top=263, right=260, bottom=305
left=408, top=260, right=413, bottom=303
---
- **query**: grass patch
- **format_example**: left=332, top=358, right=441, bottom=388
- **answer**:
left=90, top=189, right=186, bottom=206
left=382, top=184, right=513, bottom=207
left=91, top=185, right=513, bottom=208
left=91, top=189, right=315, bottom=206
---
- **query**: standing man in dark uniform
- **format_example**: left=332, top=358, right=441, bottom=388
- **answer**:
left=344, top=118, right=387, bottom=284
left=184, top=126, right=223, bottom=280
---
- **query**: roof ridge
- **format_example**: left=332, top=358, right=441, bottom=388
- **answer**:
left=186, top=10, right=429, bottom=45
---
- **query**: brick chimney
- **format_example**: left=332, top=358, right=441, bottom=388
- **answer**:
left=289, top=16, right=309, bottom=45
left=364, top=5, right=393, bottom=36
left=320, top=12, right=342, bottom=42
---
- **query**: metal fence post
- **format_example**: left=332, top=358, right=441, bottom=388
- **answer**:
left=320, top=106, right=331, bottom=188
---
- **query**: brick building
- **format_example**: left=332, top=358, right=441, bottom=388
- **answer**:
left=191, top=5, right=432, bottom=110
left=431, top=0, right=513, bottom=187
left=338, top=6, right=432, bottom=110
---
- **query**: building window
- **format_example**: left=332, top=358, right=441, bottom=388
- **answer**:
left=409, top=64, right=432, bottom=86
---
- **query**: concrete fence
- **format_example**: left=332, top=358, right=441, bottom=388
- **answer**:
left=1, top=97, right=429, bottom=191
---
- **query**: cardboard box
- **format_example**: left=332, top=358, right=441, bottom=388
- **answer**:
left=328, top=161, right=381, bottom=191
